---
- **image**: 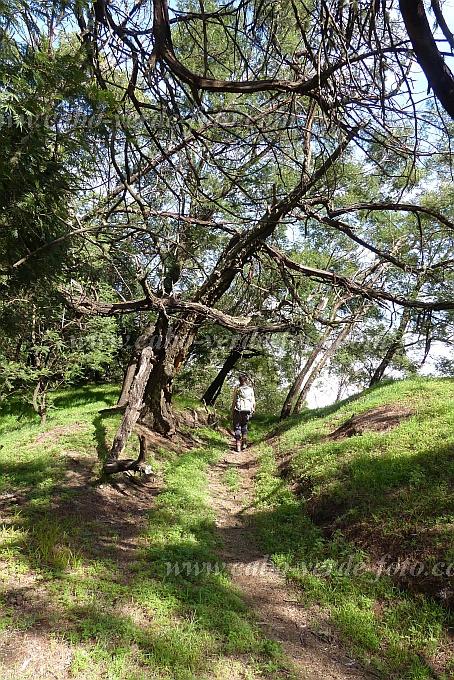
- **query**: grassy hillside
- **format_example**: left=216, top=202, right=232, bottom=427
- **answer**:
left=252, top=377, right=454, bottom=678
left=0, top=378, right=453, bottom=679
left=0, top=386, right=293, bottom=679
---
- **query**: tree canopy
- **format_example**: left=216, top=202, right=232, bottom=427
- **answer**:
left=2, top=0, right=454, bottom=470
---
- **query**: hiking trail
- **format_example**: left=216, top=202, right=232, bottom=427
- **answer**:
left=207, top=437, right=379, bottom=680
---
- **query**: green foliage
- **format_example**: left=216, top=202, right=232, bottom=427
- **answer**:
left=1, top=31, right=85, bottom=283
left=0, top=289, right=123, bottom=423
left=436, top=356, right=454, bottom=377
left=328, top=318, right=419, bottom=393
left=252, top=377, right=454, bottom=677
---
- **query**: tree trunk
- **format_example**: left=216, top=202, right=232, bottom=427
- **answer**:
left=32, top=380, right=47, bottom=426
left=279, top=288, right=360, bottom=421
left=201, top=334, right=255, bottom=406
left=106, top=133, right=356, bottom=466
left=293, top=321, right=354, bottom=413
left=369, top=308, right=412, bottom=387
left=280, top=329, right=332, bottom=420
left=106, top=310, right=213, bottom=470
left=399, top=0, right=454, bottom=121
left=105, top=346, right=154, bottom=469
left=110, top=309, right=202, bottom=450
left=140, top=312, right=203, bottom=435
left=116, top=323, right=156, bottom=407
left=335, top=373, right=350, bottom=402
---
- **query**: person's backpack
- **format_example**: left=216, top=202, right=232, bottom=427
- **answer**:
left=236, top=385, right=255, bottom=413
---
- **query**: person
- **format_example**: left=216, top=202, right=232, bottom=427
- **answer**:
left=230, top=373, right=256, bottom=452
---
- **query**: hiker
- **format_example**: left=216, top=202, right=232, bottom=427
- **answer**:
left=230, top=373, right=256, bottom=452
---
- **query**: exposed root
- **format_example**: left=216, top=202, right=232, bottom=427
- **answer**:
left=103, top=458, right=149, bottom=475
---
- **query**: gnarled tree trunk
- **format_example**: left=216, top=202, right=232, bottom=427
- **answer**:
left=116, top=323, right=157, bottom=408
left=140, top=312, right=202, bottom=435
left=104, top=311, right=203, bottom=473
left=102, top=133, right=356, bottom=472
left=105, top=346, right=155, bottom=470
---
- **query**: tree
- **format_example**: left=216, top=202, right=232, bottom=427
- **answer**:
left=0, top=1, right=127, bottom=421
left=399, top=0, right=454, bottom=119
left=0, top=273, right=123, bottom=419
left=201, top=334, right=262, bottom=407
left=7, top=0, right=454, bottom=473
left=72, top=0, right=454, bottom=470
left=369, top=304, right=417, bottom=387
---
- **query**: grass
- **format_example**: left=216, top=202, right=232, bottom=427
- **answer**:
left=2, top=377, right=454, bottom=678
left=252, top=376, right=454, bottom=679
left=135, top=437, right=289, bottom=678
left=0, top=384, right=296, bottom=679
left=222, top=466, right=241, bottom=492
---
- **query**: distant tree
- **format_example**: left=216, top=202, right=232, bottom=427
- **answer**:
left=0, top=287, right=122, bottom=423
left=201, top=334, right=262, bottom=407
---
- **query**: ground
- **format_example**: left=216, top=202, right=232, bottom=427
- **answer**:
left=0, top=450, right=164, bottom=678
left=0, top=397, right=452, bottom=678
left=208, top=441, right=380, bottom=679
left=0, top=418, right=380, bottom=679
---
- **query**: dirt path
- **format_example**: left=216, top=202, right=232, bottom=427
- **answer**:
left=1, top=420, right=380, bottom=679
left=207, top=439, right=380, bottom=680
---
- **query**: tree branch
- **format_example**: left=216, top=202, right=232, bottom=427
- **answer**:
left=62, top=284, right=303, bottom=334
left=261, top=242, right=454, bottom=311
left=399, top=0, right=454, bottom=119
left=431, top=0, right=454, bottom=54
left=152, top=0, right=399, bottom=100
left=330, top=201, right=454, bottom=232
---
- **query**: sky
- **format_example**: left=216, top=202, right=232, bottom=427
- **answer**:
left=304, top=1, right=454, bottom=409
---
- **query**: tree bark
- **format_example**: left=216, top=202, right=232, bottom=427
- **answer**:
left=139, top=312, right=203, bottom=435
left=399, top=0, right=454, bottom=120
left=117, top=323, right=156, bottom=407
left=293, top=321, right=354, bottom=413
left=105, top=346, right=154, bottom=468
left=369, top=308, right=412, bottom=387
left=280, top=329, right=331, bottom=420
left=32, top=380, right=47, bottom=426
left=201, top=334, right=258, bottom=406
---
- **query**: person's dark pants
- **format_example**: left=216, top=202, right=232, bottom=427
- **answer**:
left=233, top=410, right=250, bottom=441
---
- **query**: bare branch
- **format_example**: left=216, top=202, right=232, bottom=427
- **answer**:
left=62, top=284, right=302, bottom=334
left=399, top=0, right=454, bottom=119
left=330, top=202, right=454, bottom=231
left=261, top=243, right=454, bottom=311
left=430, top=0, right=454, bottom=53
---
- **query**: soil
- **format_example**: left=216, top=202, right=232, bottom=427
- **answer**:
left=207, top=440, right=380, bottom=679
left=0, top=433, right=166, bottom=679
left=1, top=405, right=449, bottom=678
left=325, top=404, right=414, bottom=440
left=0, top=419, right=382, bottom=679
left=281, top=404, right=454, bottom=616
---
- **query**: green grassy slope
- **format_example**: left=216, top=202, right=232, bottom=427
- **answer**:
left=0, top=386, right=294, bottom=680
left=252, top=377, right=454, bottom=679
left=1, top=378, right=453, bottom=679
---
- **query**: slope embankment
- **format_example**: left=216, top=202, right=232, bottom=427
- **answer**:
left=0, top=378, right=452, bottom=679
